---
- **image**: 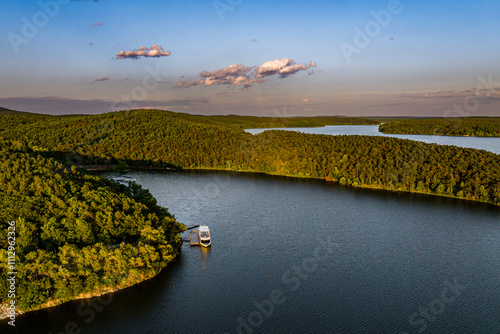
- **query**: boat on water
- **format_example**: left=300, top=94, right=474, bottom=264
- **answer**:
left=198, top=225, right=211, bottom=247
left=187, top=225, right=211, bottom=247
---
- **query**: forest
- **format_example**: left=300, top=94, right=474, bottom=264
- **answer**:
left=379, top=118, right=500, bottom=137
left=0, top=138, right=185, bottom=312
left=202, top=114, right=379, bottom=128
left=0, top=108, right=499, bottom=206
left=0, top=107, right=41, bottom=116
left=1, top=108, right=500, bottom=313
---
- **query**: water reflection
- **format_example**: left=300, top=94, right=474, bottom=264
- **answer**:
left=199, top=246, right=211, bottom=270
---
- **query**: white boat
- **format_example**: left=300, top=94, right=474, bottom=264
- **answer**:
left=198, top=225, right=211, bottom=247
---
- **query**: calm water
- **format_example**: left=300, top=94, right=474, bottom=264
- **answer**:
left=6, top=170, right=500, bottom=333
left=245, top=125, right=500, bottom=154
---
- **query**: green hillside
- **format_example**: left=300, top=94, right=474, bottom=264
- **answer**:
left=0, top=107, right=42, bottom=116
left=0, top=137, right=184, bottom=312
left=379, top=118, right=500, bottom=137
left=202, top=114, right=380, bottom=128
left=0, top=108, right=498, bottom=206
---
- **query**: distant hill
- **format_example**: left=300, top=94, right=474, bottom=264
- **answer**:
left=0, top=106, right=43, bottom=116
left=379, top=118, right=500, bottom=137
left=0, top=107, right=380, bottom=127
left=202, top=114, right=380, bottom=128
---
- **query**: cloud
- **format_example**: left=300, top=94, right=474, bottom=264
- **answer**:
left=91, top=22, right=104, bottom=27
left=177, top=58, right=316, bottom=89
left=116, top=44, right=171, bottom=59
left=94, top=77, right=110, bottom=82
left=177, top=64, right=265, bottom=88
left=256, top=59, right=316, bottom=78
left=200, top=64, right=253, bottom=78
left=302, top=98, right=310, bottom=103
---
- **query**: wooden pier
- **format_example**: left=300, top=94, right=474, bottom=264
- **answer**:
left=189, top=230, right=199, bottom=246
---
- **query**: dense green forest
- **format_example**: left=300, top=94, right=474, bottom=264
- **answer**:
left=1, top=108, right=500, bottom=314
left=203, top=114, right=379, bottom=128
left=0, top=109, right=499, bottom=206
left=0, top=138, right=185, bottom=312
left=0, top=108, right=379, bottom=130
left=379, top=118, right=500, bottom=137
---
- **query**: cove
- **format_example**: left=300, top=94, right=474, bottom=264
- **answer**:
left=5, top=170, right=499, bottom=333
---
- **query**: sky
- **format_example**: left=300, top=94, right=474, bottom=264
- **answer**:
left=1, top=0, right=500, bottom=116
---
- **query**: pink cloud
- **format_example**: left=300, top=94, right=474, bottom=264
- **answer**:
left=177, top=64, right=265, bottom=88
left=256, top=59, right=316, bottom=78
left=116, top=44, right=171, bottom=59
left=177, top=58, right=316, bottom=89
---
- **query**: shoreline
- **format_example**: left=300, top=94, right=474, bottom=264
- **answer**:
left=246, top=124, right=500, bottom=138
left=5, top=162, right=497, bottom=320
left=0, top=246, right=181, bottom=320
left=183, top=167, right=500, bottom=208
left=378, top=131, right=500, bottom=138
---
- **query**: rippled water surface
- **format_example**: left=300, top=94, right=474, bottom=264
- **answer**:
left=7, top=170, right=500, bottom=334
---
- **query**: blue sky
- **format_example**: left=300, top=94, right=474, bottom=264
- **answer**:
left=1, top=0, right=499, bottom=116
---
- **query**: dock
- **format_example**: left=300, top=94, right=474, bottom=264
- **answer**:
left=189, top=229, right=199, bottom=246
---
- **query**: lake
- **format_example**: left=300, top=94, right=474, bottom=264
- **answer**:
left=245, top=125, right=500, bottom=155
left=7, top=170, right=500, bottom=333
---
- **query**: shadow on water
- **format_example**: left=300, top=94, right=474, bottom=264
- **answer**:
left=1, top=252, right=186, bottom=334
left=172, top=168, right=500, bottom=214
